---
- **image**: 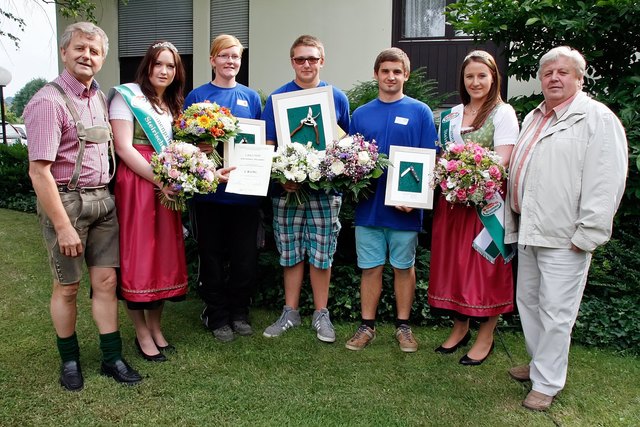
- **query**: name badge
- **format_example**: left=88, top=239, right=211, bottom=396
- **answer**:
left=394, top=116, right=409, bottom=125
left=237, top=99, right=248, bottom=107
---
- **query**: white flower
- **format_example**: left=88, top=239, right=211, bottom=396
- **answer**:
left=308, top=170, right=321, bottom=182
left=338, top=136, right=353, bottom=149
left=330, top=161, right=345, bottom=176
left=293, top=169, right=307, bottom=182
left=357, top=151, right=371, bottom=165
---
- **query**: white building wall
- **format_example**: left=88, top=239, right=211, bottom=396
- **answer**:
left=248, top=0, right=393, bottom=95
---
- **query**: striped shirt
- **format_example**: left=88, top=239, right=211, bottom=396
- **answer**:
left=24, top=70, right=111, bottom=187
left=509, top=93, right=578, bottom=213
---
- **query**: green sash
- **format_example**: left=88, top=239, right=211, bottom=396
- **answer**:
left=473, top=193, right=514, bottom=264
left=111, top=84, right=171, bottom=153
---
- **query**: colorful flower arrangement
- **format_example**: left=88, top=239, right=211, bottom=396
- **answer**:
left=271, top=141, right=324, bottom=206
left=431, top=141, right=506, bottom=207
left=151, top=141, right=218, bottom=211
left=316, top=134, right=390, bottom=202
left=172, top=101, right=239, bottom=166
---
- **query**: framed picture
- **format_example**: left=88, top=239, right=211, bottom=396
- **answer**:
left=272, top=86, right=338, bottom=151
left=384, top=146, right=437, bottom=210
left=224, top=118, right=266, bottom=168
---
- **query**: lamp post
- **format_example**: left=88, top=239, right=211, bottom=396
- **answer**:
left=0, top=66, right=12, bottom=146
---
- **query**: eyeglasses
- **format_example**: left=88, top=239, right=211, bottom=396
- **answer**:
left=291, top=57, right=321, bottom=65
left=216, top=54, right=241, bottom=62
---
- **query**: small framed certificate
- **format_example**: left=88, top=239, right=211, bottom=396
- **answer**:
left=224, top=118, right=266, bottom=168
left=272, top=86, right=338, bottom=151
left=224, top=144, right=275, bottom=197
left=384, top=146, right=437, bottom=210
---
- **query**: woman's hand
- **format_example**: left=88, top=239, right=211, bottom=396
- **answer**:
left=215, top=166, right=236, bottom=183
left=158, top=182, right=178, bottom=200
left=282, top=181, right=301, bottom=193
left=197, top=142, right=214, bottom=154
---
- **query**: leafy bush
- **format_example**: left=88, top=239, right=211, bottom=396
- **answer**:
left=0, top=143, right=35, bottom=212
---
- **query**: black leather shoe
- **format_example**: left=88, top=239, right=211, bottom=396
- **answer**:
left=435, top=331, right=471, bottom=354
left=135, top=338, right=167, bottom=362
left=156, top=343, right=176, bottom=353
left=60, top=360, right=84, bottom=391
left=459, top=342, right=494, bottom=366
left=100, top=358, right=143, bottom=385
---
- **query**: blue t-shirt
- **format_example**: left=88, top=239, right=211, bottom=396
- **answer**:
left=184, top=82, right=262, bottom=206
left=262, top=80, right=350, bottom=145
left=351, top=96, right=438, bottom=231
left=262, top=80, right=350, bottom=197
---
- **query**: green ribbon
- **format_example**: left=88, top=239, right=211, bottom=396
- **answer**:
left=111, top=84, right=171, bottom=153
left=473, top=193, right=514, bottom=264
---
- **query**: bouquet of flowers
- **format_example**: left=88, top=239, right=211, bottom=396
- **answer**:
left=316, top=133, right=390, bottom=202
left=151, top=141, right=219, bottom=211
left=172, top=101, right=239, bottom=166
left=271, top=141, right=324, bottom=206
left=431, top=141, right=506, bottom=207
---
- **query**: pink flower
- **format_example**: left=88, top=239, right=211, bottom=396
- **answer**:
left=468, top=184, right=477, bottom=194
left=474, top=154, right=483, bottom=164
left=450, top=144, right=465, bottom=154
left=488, top=165, right=502, bottom=180
left=459, top=168, right=468, bottom=176
left=485, top=180, right=496, bottom=189
left=169, top=169, right=180, bottom=179
left=456, top=188, right=467, bottom=201
left=446, top=160, right=459, bottom=172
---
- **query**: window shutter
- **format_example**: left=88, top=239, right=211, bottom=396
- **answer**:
left=210, top=0, right=249, bottom=47
left=118, top=0, right=194, bottom=57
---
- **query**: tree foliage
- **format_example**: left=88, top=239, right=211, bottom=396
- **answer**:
left=446, top=0, right=640, bottom=220
left=11, top=78, right=48, bottom=118
left=0, top=0, right=123, bottom=47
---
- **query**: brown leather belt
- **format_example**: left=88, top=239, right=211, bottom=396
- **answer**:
left=57, top=185, right=108, bottom=193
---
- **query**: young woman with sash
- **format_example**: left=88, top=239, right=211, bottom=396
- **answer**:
left=428, top=51, right=519, bottom=365
left=184, top=34, right=262, bottom=342
left=108, top=41, right=187, bottom=361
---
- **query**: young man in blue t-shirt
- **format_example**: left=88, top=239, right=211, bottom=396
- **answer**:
left=345, top=48, right=438, bottom=352
left=261, top=35, right=350, bottom=343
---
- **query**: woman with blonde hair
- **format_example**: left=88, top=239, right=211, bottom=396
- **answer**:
left=185, top=34, right=262, bottom=342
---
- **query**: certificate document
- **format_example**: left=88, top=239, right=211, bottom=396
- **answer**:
left=225, top=144, right=275, bottom=196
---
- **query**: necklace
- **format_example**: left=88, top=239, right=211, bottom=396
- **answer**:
left=465, top=105, right=479, bottom=115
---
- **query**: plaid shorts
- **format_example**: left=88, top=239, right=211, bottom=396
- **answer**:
left=272, top=192, right=342, bottom=269
left=37, top=187, right=119, bottom=285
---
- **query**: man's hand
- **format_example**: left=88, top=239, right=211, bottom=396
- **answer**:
left=395, top=205, right=414, bottom=213
left=282, top=181, right=301, bottom=193
left=56, top=223, right=83, bottom=257
left=571, top=244, right=584, bottom=253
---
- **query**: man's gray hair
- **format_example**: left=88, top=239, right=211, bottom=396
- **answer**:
left=537, top=46, right=586, bottom=79
left=60, top=22, right=109, bottom=57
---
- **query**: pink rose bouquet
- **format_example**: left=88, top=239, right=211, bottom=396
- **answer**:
left=151, top=141, right=218, bottom=211
left=431, top=141, right=506, bottom=206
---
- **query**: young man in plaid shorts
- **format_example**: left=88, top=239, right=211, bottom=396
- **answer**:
left=261, top=35, right=350, bottom=342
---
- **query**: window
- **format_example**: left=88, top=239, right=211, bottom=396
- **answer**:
left=402, top=0, right=446, bottom=38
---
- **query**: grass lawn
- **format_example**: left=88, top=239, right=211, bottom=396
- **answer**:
left=0, top=208, right=638, bottom=426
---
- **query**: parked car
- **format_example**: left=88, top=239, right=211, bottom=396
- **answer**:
left=0, top=122, right=27, bottom=145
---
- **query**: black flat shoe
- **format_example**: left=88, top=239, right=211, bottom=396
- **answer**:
left=156, top=343, right=176, bottom=353
left=60, top=360, right=84, bottom=391
left=101, top=358, right=142, bottom=385
left=135, top=338, right=167, bottom=362
left=459, top=342, right=494, bottom=366
left=435, top=331, right=471, bottom=354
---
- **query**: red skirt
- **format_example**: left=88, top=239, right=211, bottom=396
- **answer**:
left=428, top=194, right=514, bottom=317
left=114, top=145, right=188, bottom=303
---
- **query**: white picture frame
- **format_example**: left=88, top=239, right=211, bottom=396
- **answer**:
left=384, top=146, right=437, bottom=210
